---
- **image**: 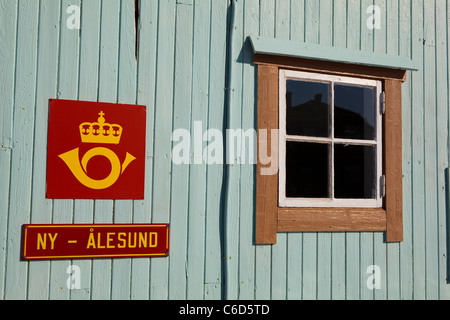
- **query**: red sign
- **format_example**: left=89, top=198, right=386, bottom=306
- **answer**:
left=21, top=224, right=169, bottom=261
left=46, top=99, right=146, bottom=199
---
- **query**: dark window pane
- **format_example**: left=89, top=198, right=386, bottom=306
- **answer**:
left=334, top=84, right=376, bottom=140
left=286, top=80, right=330, bottom=137
left=334, top=144, right=376, bottom=199
left=286, top=141, right=329, bottom=198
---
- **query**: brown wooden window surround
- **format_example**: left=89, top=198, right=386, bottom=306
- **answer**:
left=255, top=53, right=407, bottom=245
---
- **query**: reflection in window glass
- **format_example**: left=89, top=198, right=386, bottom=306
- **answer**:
left=334, top=144, right=376, bottom=199
left=286, top=80, right=330, bottom=138
left=286, top=141, right=329, bottom=198
left=334, top=84, right=376, bottom=141
left=280, top=71, right=381, bottom=206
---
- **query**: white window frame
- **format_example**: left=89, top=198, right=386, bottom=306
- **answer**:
left=279, top=70, right=383, bottom=208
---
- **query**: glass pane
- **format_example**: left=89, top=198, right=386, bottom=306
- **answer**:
left=286, top=80, right=330, bottom=138
left=334, top=144, right=376, bottom=199
left=286, top=141, right=329, bottom=198
left=334, top=84, right=376, bottom=140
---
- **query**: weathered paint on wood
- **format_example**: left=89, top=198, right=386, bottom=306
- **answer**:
left=1, top=0, right=450, bottom=300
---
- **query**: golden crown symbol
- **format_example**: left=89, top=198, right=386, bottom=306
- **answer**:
left=79, top=111, right=123, bottom=145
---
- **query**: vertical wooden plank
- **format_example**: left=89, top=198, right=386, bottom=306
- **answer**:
left=386, top=0, right=399, bottom=55
left=399, top=0, right=413, bottom=300
left=423, top=0, right=439, bottom=300
left=259, top=0, right=275, bottom=38
left=346, top=0, right=361, bottom=50
left=27, top=0, right=60, bottom=300
left=186, top=0, right=210, bottom=300
left=255, top=63, right=278, bottom=245
left=255, top=0, right=275, bottom=300
left=300, top=0, right=322, bottom=301
left=270, top=0, right=290, bottom=301
left=223, top=0, right=243, bottom=300
left=110, top=0, right=138, bottom=300
left=411, top=0, right=426, bottom=300
left=385, top=0, right=401, bottom=300
left=286, top=0, right=305, bottom=301
left=373, top=0, right=387, bottom=54
left=49, top=0, right=80, bottom=301
left=4, top=0, right=39, bottom=300
left=237, top=0, right=257, bottom=300
left=305, top=0, right=319, bottom=44
left=77, top=0, right=101, bottom=102
left=318, top=0, right=332, bottom=47
left=346, top=0, right=362, bottom=301
left=359, top=0, right=375, bottom=301
left=275, top=0, right=290, bottom=38
left=332, top=0, right=346, bottom=47
left=204, top=0, right=221, bottom=299
left=254, top=248, right=271, bottom=300
left=384, top=79, right=403, bottom=294
left=70, top=0, right=101, bottom=300
left=0, top=0, right=17, bottom=149
left=150, top=0, right=176, bottom=299
left=271, top=236, right=287, bottom=300
left=0, top=148, right=11, bottom=299
left=131, top=0, right=158, bottom=300
left=446, top=1, right=450, bottom=300
left=346, top=234, right=360, bottom=300
left=91, top=0, right=121, bottom=300
left=203, top=0, right=227, bottom=300
left=286, top=234, right=302, bottom=300
left=290, top=0, right=304, bottom=42
left=437, top=0, right=450, bottom=300
left=373, top=0, right=387, bottom=300
left=167, top=0, right=192, bottom=300
left=0, top=2, right=17, bottom=297
left=330, top=0, right=346, bottom=300
left=315, top=0, right=332, bottom=301
left=91, top=201, right=113, bottom=300
left=360, top=0, right=374, bottom=52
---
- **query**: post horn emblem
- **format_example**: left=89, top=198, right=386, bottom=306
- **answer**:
left=58, top=111, right=136, bottom=190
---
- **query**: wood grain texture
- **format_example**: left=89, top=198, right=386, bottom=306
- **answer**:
left=278, top=208, right=387, bottom=232
left=384, top=79, right=403, bottom=242
left=27, top=0, right=60, bottom=300
left=0, top=10, right=15, bottom=297
left=150, top=0, right=176, bottom=300
left=0, top=0, right=17, bottom=149
left=3, top=0, right=39, bottom=300
left=132, top=0, right=158, bottom=300
left=254, top=54, right=408, bottom=81
left=255, top=64, right=279, bottom=245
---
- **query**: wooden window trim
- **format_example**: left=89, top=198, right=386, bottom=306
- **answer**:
left=255, top=55, right=404, bottom=245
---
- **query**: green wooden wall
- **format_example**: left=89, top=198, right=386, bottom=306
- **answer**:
left=1, top=0, right=450, bottom=300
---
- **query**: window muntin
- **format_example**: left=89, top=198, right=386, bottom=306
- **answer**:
left=279, top=70, right=383, bottom=208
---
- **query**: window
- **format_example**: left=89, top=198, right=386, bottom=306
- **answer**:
left=279, top=70, right=383, bottom=209
left=251, top=37, right=416, bottom=245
